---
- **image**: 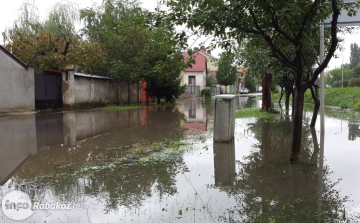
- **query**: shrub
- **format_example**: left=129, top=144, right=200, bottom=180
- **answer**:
left=349, top=78, right=360, bottom=87
left=332, top=80, right=349, bottom=88
left=201, top=89, right=212, bottom=99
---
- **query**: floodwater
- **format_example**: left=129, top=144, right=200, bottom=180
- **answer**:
left=0, top=96, right=359, bottom=222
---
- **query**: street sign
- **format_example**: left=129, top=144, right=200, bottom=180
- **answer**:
left=320, top=0, right=360, bottom=134
left=324, top=0, right=360, bottom=27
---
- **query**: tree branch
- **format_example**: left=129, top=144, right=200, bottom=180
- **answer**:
left=295, top=0, right=321, bottom=43
left=248, top=8, right=297, bottom=71
left=271, top=14, right=296, bottom=43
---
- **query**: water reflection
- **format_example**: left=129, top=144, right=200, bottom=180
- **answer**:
left=348, top=123, right=360, bottom=141
left=0, top=107, right=186, bottom=183
left=0, top=115, right=37, bottom=185
left=213, top=140, right=236, bottom=186
left=217, top=118, right=346, bottom=222
left=237, top=96, right=261, bottom=109
left=0, top=99, right=358, bottom=222
left=180, top=98, right=208, bottom=132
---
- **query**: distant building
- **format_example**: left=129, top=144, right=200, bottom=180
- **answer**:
left=199, top=46, right=238, bottom=94
left=181, top=51, right=207, bottom=98
left=237, top=67, right=248, bottom=92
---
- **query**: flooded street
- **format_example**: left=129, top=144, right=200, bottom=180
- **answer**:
left=0, top=97, right=359, bottom=222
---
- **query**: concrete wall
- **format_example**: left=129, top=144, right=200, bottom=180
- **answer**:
left=74, top=75, right=92, bottom=103
left=0, top=47, right=35, bottom=113
left=72, top=75, right=138, bottom=106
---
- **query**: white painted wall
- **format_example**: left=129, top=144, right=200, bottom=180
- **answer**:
left=183, top=71, right=206, bottom=91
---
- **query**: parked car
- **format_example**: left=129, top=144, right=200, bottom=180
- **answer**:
left=239, top=88, right=249, bottom=94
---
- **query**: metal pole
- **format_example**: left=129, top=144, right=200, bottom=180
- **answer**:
left=341, top=55, right=344, bottom=88
left=320, top=23, right=325, bottom=134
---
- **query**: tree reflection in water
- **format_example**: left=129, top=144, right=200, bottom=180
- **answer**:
left=215, top=117, right=348, bottom=222
left=7, top=106, right=188, bottom=214
left=348, top=123, right=360, bottom=141
left=10, top=153, right=187, bottom=214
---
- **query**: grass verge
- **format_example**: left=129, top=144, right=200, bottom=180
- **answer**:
left=235, top=108, right=279, bottom=119
left=272, top=87, right=360, bottom=111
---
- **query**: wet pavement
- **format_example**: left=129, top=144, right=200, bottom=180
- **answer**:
left=0, top=97, right=359, bottom=222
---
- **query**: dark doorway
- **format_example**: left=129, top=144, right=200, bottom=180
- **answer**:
left=35, top=71, right=63, bottom=110
left=188, top=76, right=196, bottom=85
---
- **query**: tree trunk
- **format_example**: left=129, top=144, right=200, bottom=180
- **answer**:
left=310, top=86, right=320, bottom=127
left=285, top=91, right=291, bottom=111
left=310, top=127, right=319, bottom=164
left=290, top=88, right=305, bottom=163
left=262, top=73, right=272, bottom=111
left=127, top=83, right=131, bottom=105
left=146, top=82, right=150, bottom=106
left=278, top=88, right=284, bottom=107
left=137, top=83, right=140, bottom=104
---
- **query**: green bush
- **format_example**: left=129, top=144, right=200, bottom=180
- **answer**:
left=201, top=89, right=212, bottom=99
left=244, top=74, right=256, bottom=92
left=332, top=80, right=349, bottom=88
left=349, top=78, right=360, bottom=87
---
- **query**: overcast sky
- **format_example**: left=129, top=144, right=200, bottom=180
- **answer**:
left=0, top=0, right=359, bottom=70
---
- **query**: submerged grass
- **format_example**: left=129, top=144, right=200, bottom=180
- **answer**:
left=103, top=104, right=147, bottom=110
left=102, top=102, right=180, bottom=111
left=235, top=108, right=279, bottom=119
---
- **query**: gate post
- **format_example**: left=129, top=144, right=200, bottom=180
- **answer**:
left=214, top=94, right=236, bottom=142
left=63, top=69, right=75, bottom=109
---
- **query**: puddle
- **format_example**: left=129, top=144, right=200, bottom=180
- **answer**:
left=0, top=98, right=359, bottom=222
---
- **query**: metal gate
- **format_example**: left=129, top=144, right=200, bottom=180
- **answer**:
left=35, top=71, right=63, bottom=110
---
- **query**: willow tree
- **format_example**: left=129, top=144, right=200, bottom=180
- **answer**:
left=3, top=2, right=105, bottom=71
left=166, top=0, right=341, bottom=162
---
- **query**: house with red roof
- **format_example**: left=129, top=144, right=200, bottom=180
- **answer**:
left=198, top=46, right=239, bottom=95
left=181, top=51, right=207, bottom=97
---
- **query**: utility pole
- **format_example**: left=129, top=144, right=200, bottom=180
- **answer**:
left=338, top=54, right=344, bottom=88
left=320, top=23, right=325, bottom=134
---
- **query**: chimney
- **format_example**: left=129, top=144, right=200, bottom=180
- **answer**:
left=207, top=50, right=211, bottom=55
left=200, top=46, right=206, bottom=52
